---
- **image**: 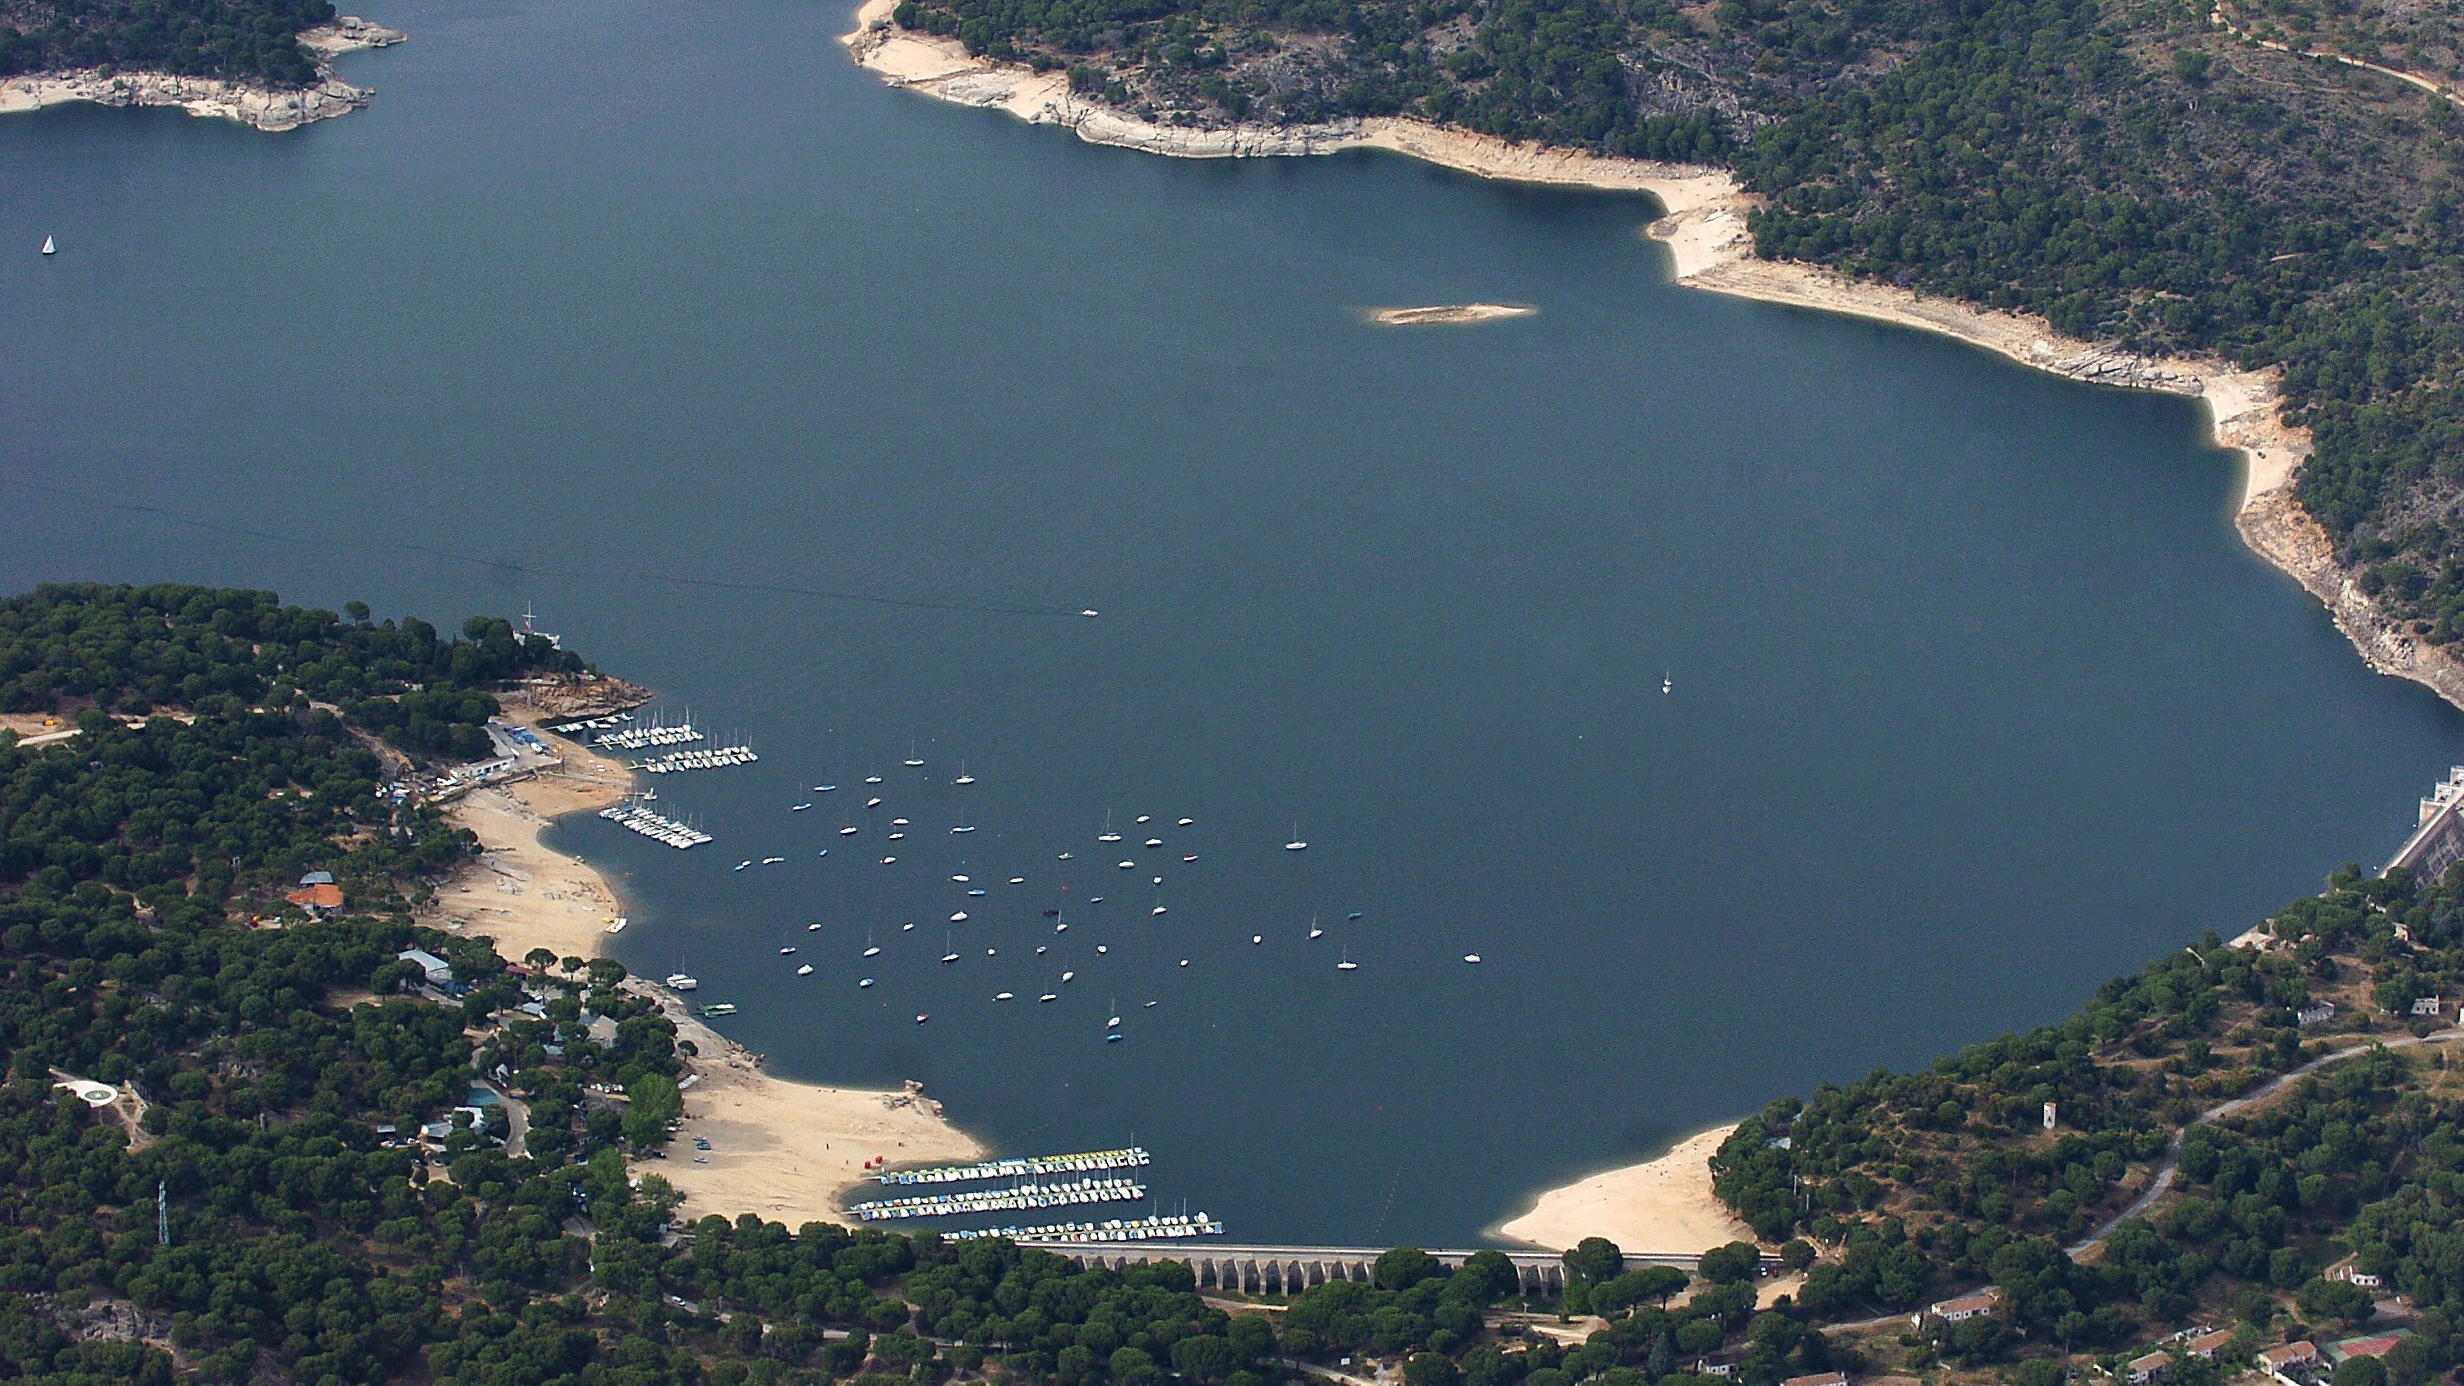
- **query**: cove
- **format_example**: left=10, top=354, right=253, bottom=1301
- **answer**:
left=1, top=0, right=2457, bottom=1246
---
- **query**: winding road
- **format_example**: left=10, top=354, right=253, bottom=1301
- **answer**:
left=2064, top=1027, right=2462, bottom=1257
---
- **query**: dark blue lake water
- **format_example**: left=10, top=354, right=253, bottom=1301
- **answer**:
left=2, top=0, right=2456, bottom=1245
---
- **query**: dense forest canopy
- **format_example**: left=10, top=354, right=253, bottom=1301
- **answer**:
left=0, top=0, right=337, bottom=85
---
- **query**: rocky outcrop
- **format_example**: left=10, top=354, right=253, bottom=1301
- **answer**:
left=0, top=16, right=404, bottom=131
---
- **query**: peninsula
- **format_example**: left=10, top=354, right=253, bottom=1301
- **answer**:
left=0, top=11, right=404, bottom=130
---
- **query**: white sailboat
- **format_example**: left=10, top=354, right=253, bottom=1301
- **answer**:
left=1098, top=812, right=1121, bottom=844
left=1336, top=949, right=1358, bottom=971
left=41, top=235, right=55, bottom=255
left=1285, top=822, right=1308, bottom=851
left=1308, top=915, right=1324, bottom=940
left=797, top=963, right=814, bottom=975
left=904, top=740, right=925, bottom=767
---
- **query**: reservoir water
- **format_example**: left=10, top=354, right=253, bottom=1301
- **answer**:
left=4, top=0, right=2460, bottom=1246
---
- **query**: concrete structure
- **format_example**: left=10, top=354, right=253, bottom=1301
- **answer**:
left=1782, top=1373, right=1848, bottom=1386
left=2412, top=996, right=2443, bottom=1017
left=2297, top=1001, right=2336, bottom=1028
left=1016, top=1242, right=1747, bottom=1295
left=399, top=948, right=453, bottom=986
left=2386, top=767, right=2464, bottom=878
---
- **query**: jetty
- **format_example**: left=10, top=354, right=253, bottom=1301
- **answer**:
left=598, top=801, right=712, bottom=849
left=875, top=1147, right=1150, bottom=1185
left=1017, top=1244, right=1771, bottom=1294
left=850, top=1176, right=1146, bottom=1221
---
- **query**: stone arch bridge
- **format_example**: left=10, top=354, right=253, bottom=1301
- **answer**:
left=1017, top=1244, right=1749, bottom=1297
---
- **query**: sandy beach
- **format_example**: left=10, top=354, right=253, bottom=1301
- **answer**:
left=1493, top=1125, right=1754, bottom=1255
left=436, top=702, right=983, bottom=1226
left=0, top=18, right=404, bottom=131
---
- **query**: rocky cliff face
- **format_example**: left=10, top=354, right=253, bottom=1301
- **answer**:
left=0, top=16, right=404, bottom=131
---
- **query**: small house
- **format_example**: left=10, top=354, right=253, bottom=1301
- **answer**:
left=285, top=882, right=342, bottom=913
left=2297, top=1001, right=2336, bottom=1027
left=2186, top=1330, right=2234, bottom=1361
left=2256, top=1341, right=2318, bottom=1381
left=2128, top=1351, right=2171, bottom=1384
left=1782, top=1374, right=1848, bottom=1386
left=2410, top=996, right=2442, bottom=1017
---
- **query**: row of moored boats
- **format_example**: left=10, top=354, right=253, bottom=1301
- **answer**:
left=949, top=1214, right=1223, bottom=1243
left=851, top=1176, right=1145, bottom=1221
left=595, top=718, right=705, bottom=751
left=599, top=801, right=712, bottom=849
left=637, top=744, right=758, bottom=774
left=876, top=1146, right=1151, bottom=1185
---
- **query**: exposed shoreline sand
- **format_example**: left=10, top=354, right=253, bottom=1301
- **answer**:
left=1492, top=1125, right=1752, bottom=1255
left=1368, top=303, right=1536, bottom=326
left=844, top=4, right=2464, bottom=1239
left=436, top=706, right=982, bottom=1226
left=0, top=17, right=403, bottom=131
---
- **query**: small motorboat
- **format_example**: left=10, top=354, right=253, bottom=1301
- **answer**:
left=1095, top=944, right=1108, bottom=953
left=1054, top=922, right=1068, bottom=932
left=1177, top=818, right=1193, bottom=826
left=666, top=973, right=699, bottom=991
left=892, top=817, right=909, bottom=826
left=887, top=832, right=905, bottom=840
left=1036, top=945, right=1048, bottom=954
left=1463, top=954, right=1483, bottom=964
left=860, top=977, right=875, bottom=987
left=816, top=849, right=828, bottom=857
left=968, top=888, right=986, bottom=897
left=951, top=912, right=969, bottom=922
left=1039, top=993, right=1057, bottom=1002
left=762, top=856, right=786, bottom=864
left=1136, top=815, right=1151, bottom=824
left=797, top=964, right=814, bottom=976
left=1061, top=971, right=1075, bottom=982
left=807, top=922, right=822, bottom=931
left=864, top=946, right=881, bottom=957
left=778, top=946, right=797, bottom=955
left=1089, top=896, right=1103, bottom=904
left=1106, top=1013, right=1122, bottom=1027
left=1118, top=860, right=1136, bottom=870
left=1251, top=935, right=1262, bottom=944
left=734, top=861, right=752, bottom=871
left=995, top=991, right=1014, bottom=1000
left=1178, top=959, right=1190, bottom=967
left=952, top=874, right=970, bottom=882
left=1144, top=1001, right=1157, bottom=1008
left=1347, top=911, right=1364, bottom=920
left=864, top=775, right=882, bottom=784
left=840, top=826, right=860, bottom=836
left=915, top=1013, right=929, bottom=1024
left=1663, top=672, right=1672, bottom=694
left=702, top=1003, right=738, bottom=1017
left=1144, top=838, right=1163, bottom=848
left=814, top=784, right=837, bottom=792
left=1106, top=1033, right=1123, bottom=1043
left=1080, top=608, right=1099, bottom=617
left=985, top=947, right=997, bottom=957
left=865, top=797, right=883, bottom=808
left=792, top=803, right=812, bottom=812
left=1151, top=906, right=1167, bottom=916
left=1009, top=877, right=1025, bottom=885
left=952, top=825, right=977, bottom=834
left=880, top=856, right=897, bottom=864
left=1182, top=854, right=1198, bottom=863
left=902, top=922, right=915, bottom=931
left=606, top=916, right=629, bottom=935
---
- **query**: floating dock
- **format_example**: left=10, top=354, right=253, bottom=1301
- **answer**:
left=875, top=1147, right=1151, bottom=1186
left=599, top=801, right=712, bottom=849
left=949, top=1214, right=1223, bottom=1243
left=850, top=1176, right=1147, bottom=1221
